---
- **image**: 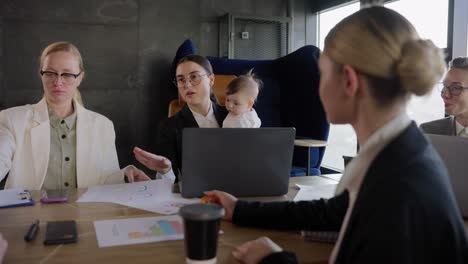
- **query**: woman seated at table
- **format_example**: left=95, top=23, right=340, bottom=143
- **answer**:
left=133, top=55, right=228, bottom=183
left=0, top=41, right=150, bottom=190
left=420, top=57, right=468, bottom=137
left=205, top=6, right=468, bottom=264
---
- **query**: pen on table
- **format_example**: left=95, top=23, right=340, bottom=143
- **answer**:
left=24, top=219, right=40, bottom=242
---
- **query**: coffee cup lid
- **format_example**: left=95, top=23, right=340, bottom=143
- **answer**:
left=179, top=203, right=225, bottom=221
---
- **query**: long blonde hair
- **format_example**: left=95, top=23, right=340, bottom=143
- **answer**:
left=324, top=6, right=445, bottom=105
left=39, top=41, right=84, bottom=105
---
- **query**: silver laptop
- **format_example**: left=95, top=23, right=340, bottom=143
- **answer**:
left=180, top=128, right=295, bottom=198
left=427, top=134, right=468, bottom=218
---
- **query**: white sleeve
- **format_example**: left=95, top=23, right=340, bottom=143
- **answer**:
left=100, top=121, right=125, bottom=184
left=236, top=110, right=262, bottom=128
left=0, top=110, right=15, bottom=182
left=156, top=168, right=176, bottom=183
left=223, top=112, right=252, bottom=128
left=246, top=110, right=261, bottom=128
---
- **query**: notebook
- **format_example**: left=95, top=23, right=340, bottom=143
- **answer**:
left=180, top=128, right=296, bottom=198
left=301, top=230, right=338, bottom=244
left=0, top=188, right=35, bottom=208
left=426, top=134, right=468, bottom=218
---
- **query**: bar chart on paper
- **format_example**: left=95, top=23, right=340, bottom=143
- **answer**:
left=94, top=215, right=184, bottom=247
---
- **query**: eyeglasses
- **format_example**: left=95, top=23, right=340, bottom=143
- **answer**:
left=173, top=73, right=208, bottom=87
left=40, top=71, right=82, bottom=85
left=439, top=84, right=468, bottom=97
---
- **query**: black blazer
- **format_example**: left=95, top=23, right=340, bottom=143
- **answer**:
left=233, top=122, right=468, bottom=263
left=156, top=103, right=228, bottom=182
left=420, top=116, right=456, bottom=136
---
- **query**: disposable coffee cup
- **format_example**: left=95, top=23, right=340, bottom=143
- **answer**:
left=179, top=203, right=225, bottom=264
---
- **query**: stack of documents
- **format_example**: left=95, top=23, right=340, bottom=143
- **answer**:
left=0, top=188, right=35, bottom=208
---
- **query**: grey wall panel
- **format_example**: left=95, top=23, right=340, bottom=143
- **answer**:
left=3, top=22, right=138, bottom=94
left=0, top=0, right=138, bottom=25
left=0, top=0, right=309, bottom=171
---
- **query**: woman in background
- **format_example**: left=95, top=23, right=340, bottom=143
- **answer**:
left=0, top=41, right=150, bottom=190
left=421, top=57, right=468, bottom=137
left=134, top=55, right=228, bottom=183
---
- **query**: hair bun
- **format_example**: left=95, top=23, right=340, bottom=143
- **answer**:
left=397, top=39, right=445, bottom=96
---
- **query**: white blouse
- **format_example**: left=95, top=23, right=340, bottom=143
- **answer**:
left=222, top=109, right=261, bottom=128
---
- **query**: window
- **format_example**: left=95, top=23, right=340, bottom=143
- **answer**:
left=385, top=0, right=448, bottom=49
left=318, top=0, right=448, bottom=171
left=318, top=2, right=360, bottom=171
left=385, top=0, right=447, bottom=128
left=318, top=2, right=360, bottom=50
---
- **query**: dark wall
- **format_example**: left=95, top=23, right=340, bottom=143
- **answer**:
left=0, top=0, right=300, bottom=170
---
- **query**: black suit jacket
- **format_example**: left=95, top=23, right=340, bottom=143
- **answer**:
left=420, top=116, right=456, bottom=135
left=156, top=103, right=228, bottom=182
left=233, top=122, right=468, bottom=263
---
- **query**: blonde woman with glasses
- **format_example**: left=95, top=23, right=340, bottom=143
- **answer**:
left=133, top=55, right=228, bottom=184
left=0, top=41, right=150, bottom=190
left=421, top=57, right=468, bottom=137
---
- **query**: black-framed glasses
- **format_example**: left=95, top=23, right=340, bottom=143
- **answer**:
left=173, top=73, right=208, bottom=88
left=439, top=84, right=468, bottom=97
left=40, top=71, right=82, bottom=85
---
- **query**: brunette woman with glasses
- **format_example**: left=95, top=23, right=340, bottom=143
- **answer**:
left=133, top=55, right=228, bottom=183
left=0, top=41, right=150, bottom=190
left=421, top=57, right=468, bottom=137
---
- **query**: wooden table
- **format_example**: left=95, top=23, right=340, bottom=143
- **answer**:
left=0, top=176, right=337, bottom=264
left=2, top=175, right=467, bottom=263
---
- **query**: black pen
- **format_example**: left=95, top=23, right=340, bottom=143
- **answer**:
left=24, top=219, right=39, bottom=242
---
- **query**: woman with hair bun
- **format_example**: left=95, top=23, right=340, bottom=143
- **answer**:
left=205, top=6, right=468, bottom=264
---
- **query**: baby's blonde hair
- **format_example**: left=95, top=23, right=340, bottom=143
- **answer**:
left=225, top=69, right=262, bottom=102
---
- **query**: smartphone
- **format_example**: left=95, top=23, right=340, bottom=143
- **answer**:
left=40, top=189, right=69, bottom=203
left=44, top=220, right=78, bottom=245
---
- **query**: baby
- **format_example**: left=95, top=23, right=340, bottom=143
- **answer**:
left=222, top=72, right=262, bottom=128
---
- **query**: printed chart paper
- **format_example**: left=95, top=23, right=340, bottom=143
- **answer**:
left=94, top=215, right=184, bottom=247
left=77, top=179, right=198, bottom=215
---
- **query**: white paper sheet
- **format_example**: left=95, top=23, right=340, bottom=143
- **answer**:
left=293, top=184, right=337, bottom=202
left=94, top=215, right=185, bottom=247
left=0, top=188, right=33, bottom=207
left=77, top=179, right=198, bottom=215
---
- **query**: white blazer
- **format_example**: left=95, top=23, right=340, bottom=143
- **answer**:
left=0, top=98, right=125, bottom=190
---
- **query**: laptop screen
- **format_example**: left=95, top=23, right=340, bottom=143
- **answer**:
left=180, top=128, right=295, bottom=198
left=427, top=134, right=468, bottom=218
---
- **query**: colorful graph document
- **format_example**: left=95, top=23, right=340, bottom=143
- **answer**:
left=94, top=215, right=184, bottom=247
left=77, top=179, right=198, bottom=215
